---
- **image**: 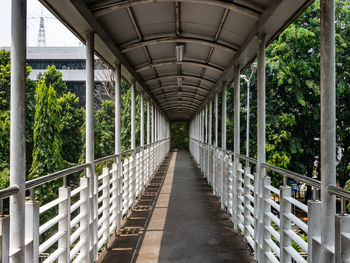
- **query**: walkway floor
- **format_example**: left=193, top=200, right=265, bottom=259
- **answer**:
left=98, top=150, right=254, bottom=263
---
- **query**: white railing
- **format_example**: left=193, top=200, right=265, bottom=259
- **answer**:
left=0, top=138, right=170, bottom=263
left=190, top=138, right=350, bottom=263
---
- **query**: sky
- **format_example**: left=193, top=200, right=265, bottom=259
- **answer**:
left=0, top=0, right=81, bottom=47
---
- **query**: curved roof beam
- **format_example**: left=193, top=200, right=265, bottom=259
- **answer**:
left=150, top=84, right=209, bottom=94
left=135, top=60, right=224, bottom=74
left=120, top=36, right=237, bottom=54
left=155, top=90, right=205, bottom=98
left=161, top=101, right=199, bottom=110
left=91, top=0, right=261, bottom=20
left=157, top=96, right=202, bottom=104
left=145, top=74, right=215, bottom=85
left=163, top=106, right=197, bottom=112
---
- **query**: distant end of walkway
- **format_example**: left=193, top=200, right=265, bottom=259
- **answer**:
left=98, top=150, right=254, bottom=263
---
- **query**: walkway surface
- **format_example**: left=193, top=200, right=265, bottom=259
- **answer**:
left=98, top=150, right=254, bottom=263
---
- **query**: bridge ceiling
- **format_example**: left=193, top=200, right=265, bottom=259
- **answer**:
left=40, top=0, right=314, bottom=121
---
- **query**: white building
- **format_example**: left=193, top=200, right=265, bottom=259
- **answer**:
left=2, top=46, right=110, bottom=106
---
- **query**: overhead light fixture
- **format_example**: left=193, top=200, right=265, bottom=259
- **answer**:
left=251, top=62, right=257, bottom=70
left=177, top=77, right=183, bottom=86
left=176, top=43, right=184, bottom=62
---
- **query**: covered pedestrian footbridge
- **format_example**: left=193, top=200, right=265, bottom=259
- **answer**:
left=1, top=0, right=350, bottom=262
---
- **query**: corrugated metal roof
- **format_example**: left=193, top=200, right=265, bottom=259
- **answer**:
left=39, top=0, right=314, bottom=121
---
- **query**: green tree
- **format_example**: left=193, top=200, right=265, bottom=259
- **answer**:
left=95, top=100, right=115, bottom=159
left=38, top=65, right=67, bottom=97
left=0, top=49, right=36, bottom=179
left=29, top=80, right=64, bottom=204
left=171, top=123, right=189, bottom=149
left=58, top=92, right=85, bottom=164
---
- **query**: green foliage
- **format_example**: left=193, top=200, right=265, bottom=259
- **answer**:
left=171, top=123, right=189, bottom=149
left=345, top=179, right=350, bottom=212
left=38, top=65, right=67, bottom=97
left=0, top=49, right=37, bottom=177
left=0, top=50, right=11, bottom=111
left=29, top=80, right=64, bottom=204
left=0, top=110, right=10, bottom=188
left=58, top=92, right=85, bottom=164
left=95, top=100, right=115, bottom=159
left=0, top=110, right=10, bottom=169
left=120, top=86, right=141, bottom=151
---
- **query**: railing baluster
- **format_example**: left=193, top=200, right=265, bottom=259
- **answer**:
left=102, top=167, right=110, bottom=248
left=308, top=199, right=321, bottom=263
left=80, top=177, right=90, bottom=261
left=280, top=185, right=292, bottom=263
left=0, top=215, right=10, bottom=263
left=335, top=213, right=350, bottom=262
left=25, top=200, right=39, bottom=263
left=58, top=186, right=71, bottom=263
left=220, top=151, right=224, bottom=209
left=262, top=176, right=272, bottom=261
left=243, top=166, right=251, bottom=245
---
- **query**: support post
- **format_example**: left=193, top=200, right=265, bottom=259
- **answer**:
left=58, top=187, right=71, bottom=263
left=147, top=101, right=150, bottom=182
left=256, top=32, right=266, bottom=262
left=308, top=200, right=322, bottom=263
left=114, top=63, right=122, bottom=229
left=233, top=65, right=240, bottom=231
left=335, top=214, right=350, bottom=262
left=320, top=0, right=336, bottom=261
left=24, top=201, right=39, bottom=263
left=215, top=93, right=218, bottom=147
left=221, top=82, right=227, bottom=150
left=209, top=100, right=213, bottom=185
left=280, top=186, right=292, bottom=263
left=131, top=80, right=136, bottom=203
left=140, top=94, right=144, bottom=188
left=220, top=83, right=227, bottom=209
left=86, top=31, right=97, bottom=261
left=9, top=0, right=26, bottom=261
left=80, top=176, right=90, bottom=261
left=0, top=216, right=9, bottom=263
left=102, top=167, right=110, bottom=246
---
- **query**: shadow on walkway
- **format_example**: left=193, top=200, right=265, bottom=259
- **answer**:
left=98, top=150, right=254, bottom=263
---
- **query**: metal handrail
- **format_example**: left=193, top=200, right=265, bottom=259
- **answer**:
left=25, top=138, right=170, bottom=190
left=235, top=153, right=257, bottom=164
left=0, top=185, right=19, bottom=199
left=261, top=162, right=321, bottom=188
left=25, top=163, right=91, bottom=190
left=94, top=153, right=119, bottom=164
left=327, top=185, right=350, bottom=200
left=0, top=137, right=167, bottom=198
left=190, top=137, right=321, bottom=188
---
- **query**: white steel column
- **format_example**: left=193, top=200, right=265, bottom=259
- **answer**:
left=146, top=101, right=150, bottom=182
left=205, top=105, right=208, bottom=143
left=256, top=33, right=266, bottom=262
left=156, top=108, right=159, bottom=141
left=221, top=83, right=227, bottom=149
left=151, top=104, right=154, bottom=143
left=233, top=65, right=240, bottom=231
left=147, top=101, right=150, bottom=144
left=209, top=100, right=212, bottom=145
left=9, top=0, right=26, bottom=261
left=320, top=0, right=336, bottom=261
left=85, top=31, right=96, bottom=261
left=140, top=94, right=144, bottom=188
left=140, top=95, right=144, bottom=147
left=214, top=93, right=218, bottom=147
left=221, top=83, right=227, bottom=209
left=131, top=80, right=136, bottom=150
left=114, top=63, right=122, bottom=229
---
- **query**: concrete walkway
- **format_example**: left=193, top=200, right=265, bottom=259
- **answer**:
left=98, top=150, right=254, bottom=263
